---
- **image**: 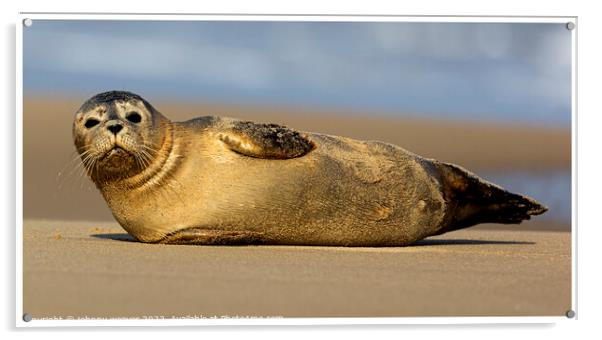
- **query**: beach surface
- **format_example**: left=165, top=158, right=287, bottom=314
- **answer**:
left=23, top=219, right=571, bottom=319
left=22, top=97, right=572, bottom=319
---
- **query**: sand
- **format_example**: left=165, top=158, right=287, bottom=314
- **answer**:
left=21, top=97, right=572, bottom=320
left=23, top=219, right=572, bottom=319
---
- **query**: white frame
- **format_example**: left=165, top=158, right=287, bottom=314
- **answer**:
left=15, top=13, right=578, bottom=327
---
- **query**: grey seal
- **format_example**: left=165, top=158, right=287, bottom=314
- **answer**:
left=72, top=91, right=547, bottom=246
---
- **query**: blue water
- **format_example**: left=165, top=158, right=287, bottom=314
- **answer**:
left=481, top=170, right=572, bottom=224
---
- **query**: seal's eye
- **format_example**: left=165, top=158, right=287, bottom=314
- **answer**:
left=126, top=112, right=142, bottom=123
left=84, top=118, right=100, bottom=129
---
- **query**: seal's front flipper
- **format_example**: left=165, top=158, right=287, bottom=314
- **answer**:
left=219, top=120, right=315, bottom=159
left=435, top=162, right=548, bottom=235
left=156, top=228, right=265, bottom=245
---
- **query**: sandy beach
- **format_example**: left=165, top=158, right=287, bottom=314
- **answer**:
left=23, top=219, right=571, bottom=318
left=22, top=97, right=572, bottom=319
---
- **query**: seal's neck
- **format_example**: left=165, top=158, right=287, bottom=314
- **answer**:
left=99, top=121, right=181, bottom=193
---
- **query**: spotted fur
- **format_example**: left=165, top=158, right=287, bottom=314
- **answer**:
left=221, top=121, right=315, bottom=159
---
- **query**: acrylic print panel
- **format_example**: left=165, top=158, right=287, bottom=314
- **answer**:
left=20, top=15, right=574, bottom=324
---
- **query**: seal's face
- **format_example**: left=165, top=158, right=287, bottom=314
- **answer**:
left=73, top=91, right=169, bottom=184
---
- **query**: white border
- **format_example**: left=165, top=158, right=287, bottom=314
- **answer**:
left=17, top=13, right=574, bottom=22
left=570, top=17, right=578, bottom=321
left=15, top=13, right=577, bottom=328
left=15, top=12, right=24, bottom=329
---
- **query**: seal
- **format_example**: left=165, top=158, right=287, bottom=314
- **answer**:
left=73, top=91, right=548, bottom=246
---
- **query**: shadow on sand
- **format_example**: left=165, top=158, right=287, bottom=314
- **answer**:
left=91, top=233, right=535, bottom=247
left=91, top=233, right=137, bottom=242
left=414, top=239, right=535, bottom=246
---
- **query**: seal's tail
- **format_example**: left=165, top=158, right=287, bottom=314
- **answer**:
left=434, top=162, right=548, bottom=235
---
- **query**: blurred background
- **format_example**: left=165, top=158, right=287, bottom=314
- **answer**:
left=22, top=20, right=572, bottom=230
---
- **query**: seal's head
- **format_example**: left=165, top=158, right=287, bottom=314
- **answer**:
left=73, top=91, right=171, bottom=184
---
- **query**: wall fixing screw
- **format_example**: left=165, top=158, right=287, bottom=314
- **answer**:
left=566, top=22, right=575, bottom=31
left=566, top=309, right=575, bottom=318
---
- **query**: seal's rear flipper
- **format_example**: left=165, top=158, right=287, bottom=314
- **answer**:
left=435, top=162, right=548, bottom=235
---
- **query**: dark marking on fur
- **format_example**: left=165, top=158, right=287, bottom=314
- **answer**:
left=222, top=120, right=315, bottom=159
left=77, top=90, right=158, bottom=115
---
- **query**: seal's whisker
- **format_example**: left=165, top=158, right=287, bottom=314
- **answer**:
left=132, top=153, right=143, bottom=171
left=140, top=143, right=158, bottom=152
left=137, top=150, right=151, bottom=169
left=80, top=159, right=93, bottom=178
left=140, top=144, right=160, bottom=158
left=80, top=152, right=98, bottom=174
left=61, top=150, right=96, bottom=185
left=61, top=149, right=87, bottom=167
left=142, top=149, right=156, bottom=167
left=82, top=153, right=100, bottom=179
left=137, top=152, right=150, bottom=171
left=57, top=149, right=91, bottom=183
left=138, top=153, right=147, bottom=169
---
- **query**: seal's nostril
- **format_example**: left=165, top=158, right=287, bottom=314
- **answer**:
left=107, top=124, right=123, bottom=135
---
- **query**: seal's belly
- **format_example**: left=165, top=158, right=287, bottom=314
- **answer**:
left=109, top=137, right=446, bottom=245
